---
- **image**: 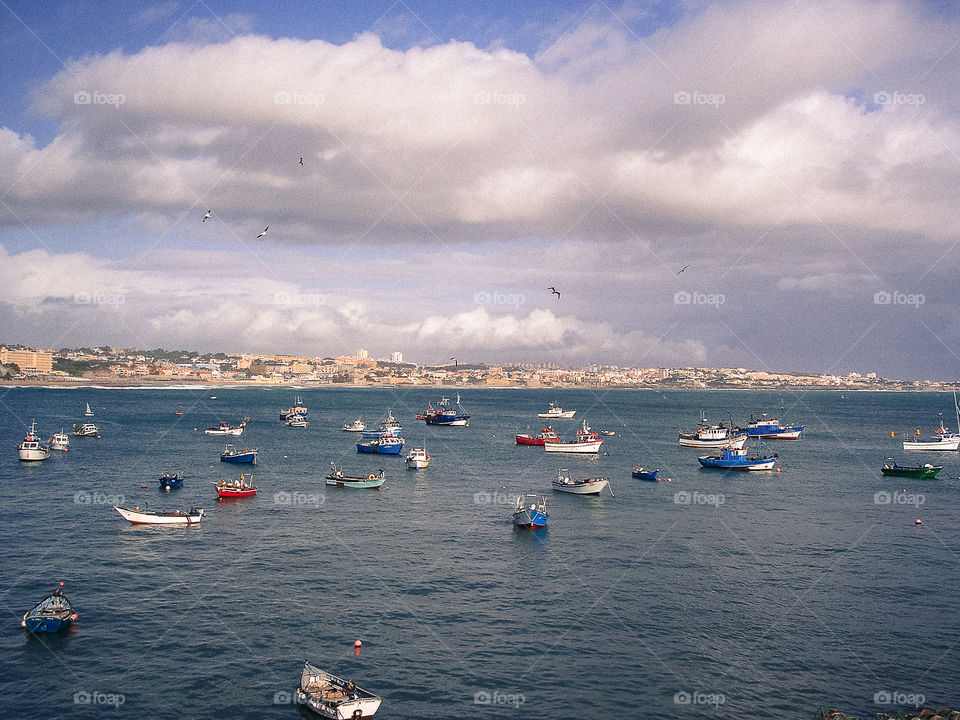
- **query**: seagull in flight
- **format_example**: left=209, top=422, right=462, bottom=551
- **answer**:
left=256, top=226, right=269, bottom=239
left=548, top=286, right=561, bottom=298
left=676, top=264, right=690, bottom=276
left=299, top=157, right=303, bottom=166
left=202, top=210, right=211, bottom=222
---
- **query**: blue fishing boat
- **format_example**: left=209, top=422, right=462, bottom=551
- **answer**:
left=698, top=443, right=777, bottom=471
left=632, top=467, right=661, bottom=481
left=746, top=400, right=803, bottom=439
left=422, top=395, right=470, bottom=426
left=220, top=444, right=258, bottom=463
left=357, top=435, right=404, bottom=454
left=159, top=472, right=183, bottom=490
left=513, top=493, right=548, bottom=529
left=21, top=586, right=77, bottom=633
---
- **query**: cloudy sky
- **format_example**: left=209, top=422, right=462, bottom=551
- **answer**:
left=1, top=0, right=959, bottom=378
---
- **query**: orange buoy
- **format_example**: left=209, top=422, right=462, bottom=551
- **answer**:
left=666, top=477, right=672, bottom=482
left=141, top=484, right=147, bottom=488
left=354, top=640, right=362, bottom=648
left=890, top=431, right=895, bottom=438
left=915, top=518, right=922, bottom=525
left=775, top=467, right=781, bottom=473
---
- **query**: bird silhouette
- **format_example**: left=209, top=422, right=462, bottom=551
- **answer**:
left=256, top=226, right=269, bottom=239
left=548, top=286, right=561, bottom=298
left=676, top=265, right=690, bottom=276
left=202, top=210, right=211, bottom=222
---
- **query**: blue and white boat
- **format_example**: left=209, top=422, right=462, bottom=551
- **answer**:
left=631, top=467, right=661, bottom=481
left=746, top=416, right=803, bottom=440
left=513, top=493, right=548, bottom=529
left=159, top=472, right=183, bottom=490
left=280, top=395, right=308, bottom=422
left=357, top=435, right=404, bottom=454
left=422, top=395, right=470, bottom=426
left=21, top=586, right=77, bottom=633
left=698, top=443, right=777, bottom=471
left=220, top=444, right=258, bottom=463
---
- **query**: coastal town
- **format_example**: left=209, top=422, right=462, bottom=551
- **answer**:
left=0, top=344, right=953, bottom=391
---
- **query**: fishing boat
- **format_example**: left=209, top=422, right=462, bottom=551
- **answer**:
left=174, top=410, right=184, bottom=416
left=600, top=430, right=616, bottom=436
left=552, top=469, right=611, bottom=495
left=538, top=401, right=576, bottom=419
left=84, top=402, right=94, bottom=417
left=114, top=505, right=204, bottom=524
left=48, top=429, right=70, bottom=452
left=422, top=395, right=470, bottom=426
left=220, top=444, right=258, bottom=463
left=279, top=395, right=308, bottom=422
left=513, top=493, right=548, bottom=529
left=342, top=417, right=366, bottom=432
left=18, top=421, right=51, bottom=461
left=296, top=660, right=383, bottom=719
left=214, top=473, right=257, bottom=499
left=902, top=396, right=960, bottom=451
left=631, top=467, right=661, bottom=481
left=286, top=416, right=309, bottom=428
left=881, top=461, right=943, bottom=479
left=515, top=427, right=561, bottom=446
left=746, top=399, right=804, bottom=439
left=158, top=472, right=183, bottom=490
left=21, top=586, right=77, bottom=633
left=326, top=463, right=386, bottom=489
left=357, top=435, right=403, bottom=454
left=204, top=417, right=249, bottom=436
left=405, top=446, right=430, bottom=469
left=698, top=443, right=777, bottom=471
left=678, top=411, right=748, bottom=447
left=380, top=408, right=402, bottom=434
left=73, top=422, right=101, bottom=438
left=543, top=419, right=603, bottom=454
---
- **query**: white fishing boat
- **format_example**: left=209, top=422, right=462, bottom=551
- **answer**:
left=286, top=417, right=309, bottom=428
left=342, top=417, right=366, bottom=432
left=18, top=421, right=51, bottom=461
left=678, top=410, right=747, bottom=447
left=296, top=660, right=383, bottom=719
left=904, top=393, right=960, bottom=451
left=73, top=422, right=101, bottom=438
left=406, top=446, right=430, bottom=469
left=84, top=402, right=94, bottom=417
left=538, top=401, right=576, bottom=419
left=114, top=506, right=204, bottom=524
left=48, top=429, right=70, bottom=452
left=205, top=417, right=249, bottom=436
left=543, top=419, right=603, bottom=454
left=552, top=469, right=611, bottom=495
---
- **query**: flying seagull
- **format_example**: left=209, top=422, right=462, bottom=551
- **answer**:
left=256, top=226, right=269, bottom=239
left=299, top=157, right=303, bottom=166
left=548, top=286, right=561, bottom=298
left=676, top=265, right=690, bottom=276
left=202, top=210, right=211, bottom=222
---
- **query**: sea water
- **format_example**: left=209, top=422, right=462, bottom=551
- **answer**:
left=1, top=387, right=958, bottom=719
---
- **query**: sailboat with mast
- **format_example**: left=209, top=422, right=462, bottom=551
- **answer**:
left=903, top=391, right=960, bottom=451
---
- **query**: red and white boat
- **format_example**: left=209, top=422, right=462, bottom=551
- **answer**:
left=516, top=427, right=561, bottom=446
left=543, top=420, right=603, bottom=454
left=114, top=506, right=204, bottom=524
left=214, top=473, right=257, bottom=498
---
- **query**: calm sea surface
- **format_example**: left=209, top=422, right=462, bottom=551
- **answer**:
left=1, top=386, right=959, bottom=719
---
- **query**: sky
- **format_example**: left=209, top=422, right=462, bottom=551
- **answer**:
left=1, top=0, right=959, bottom=379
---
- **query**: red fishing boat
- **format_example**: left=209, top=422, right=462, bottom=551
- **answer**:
left=515, top=427, right=560, bottom=446
left=214, top=473, right=257, bottom=499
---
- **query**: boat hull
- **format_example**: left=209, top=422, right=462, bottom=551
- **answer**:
left=515, top=434, right=545, bottom=445
left=356, top=441, right=403, bottom=454
left=698, top=456, right=777, bottom=470
left=296, top=690, right=382, bottom=719
left=424, top=416, right=469, bottom=426
left=23, top=615, right=72, bottom=633
left=881, top=465, right=942, bottom=479
left=632, top=469, right=660, bottom=481
left=18, top=447, right=51, bottom=461
left=114, top=506, right=204, bottom=524
left=903, top=438, right=960, bottom=451
left=220, top=451, right=258, bottom=463
left=512, top=508, right=548, bottom=528
left=543, top=441, right=602, bottom=454
left=678, top=434, right=747, bottom=448
left=552, top=478, right=609, bottom=494
left=205, top=428, right=244, bottom=436
left=537, top=411, right=576, bottom=419
left=325, top=478, right=384, bottom=489
left=216, top=488, right=257, bottom=498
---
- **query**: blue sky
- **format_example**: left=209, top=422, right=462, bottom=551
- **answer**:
left=1, top=0, right=960, bottom=378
